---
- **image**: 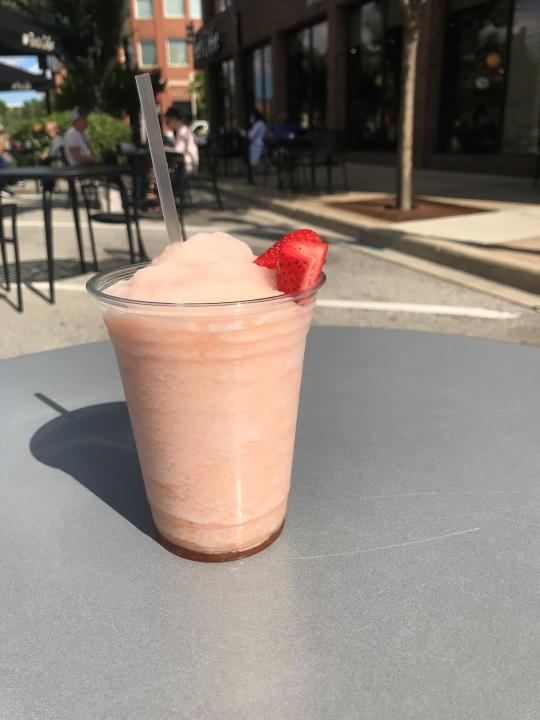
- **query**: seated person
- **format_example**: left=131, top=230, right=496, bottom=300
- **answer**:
left=64, top=108, right=100, bottom=165
left=0, top=129, right=14, bottom=197
left=0, top=128, right=12, bottom=170
left=271, top=111, right=300, bottom=144
left=246, top=110, right=267, bottom=167
left=163, top=107, right=199, bottom=174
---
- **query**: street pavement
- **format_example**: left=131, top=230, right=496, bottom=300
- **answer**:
left=0, top=190, right=539, bottom=359
left=222, top=162, right=540, bottom=295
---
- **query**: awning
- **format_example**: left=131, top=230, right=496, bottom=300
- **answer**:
left=0, top=61, right=53, bottom=91
left=0, top=6, right=59, bottom=56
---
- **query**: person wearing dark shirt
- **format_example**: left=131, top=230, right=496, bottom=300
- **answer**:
left=271, top=111, right=300, bottom=144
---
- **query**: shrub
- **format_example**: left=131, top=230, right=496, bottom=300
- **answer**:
left=7, top=110, right=129, bottom=163
left=48, top=111, right=71, bottom=134
left=87, top=113, right=131, bottom=156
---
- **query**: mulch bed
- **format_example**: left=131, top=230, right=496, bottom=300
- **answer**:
left=329, top=197, right=490, bottom=223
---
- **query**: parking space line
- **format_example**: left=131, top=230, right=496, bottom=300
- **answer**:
left=27, top=283, right=520, bottom=318
left=317, top=299, right=520, bottom=319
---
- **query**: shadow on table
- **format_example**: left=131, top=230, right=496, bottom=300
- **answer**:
left=30, top=398, right=155, bottom=539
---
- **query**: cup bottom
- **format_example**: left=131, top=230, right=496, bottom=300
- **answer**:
left=155, top=521, right=285, bottom=563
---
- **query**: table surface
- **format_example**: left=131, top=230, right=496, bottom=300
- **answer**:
left=2, top=328, right=539, bottom=720
left=0, top=164, right=127, bottom=181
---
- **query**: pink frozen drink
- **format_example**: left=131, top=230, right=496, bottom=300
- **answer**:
left=87, top=231, right=327, bottom=561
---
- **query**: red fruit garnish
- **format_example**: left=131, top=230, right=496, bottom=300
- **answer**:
left=254, top=229, right=323, bottom=269
left=276, top=240, right=328, bottom=294
left=253, top=239, right=284, bottom=268
left=281, top=228, right=322, bottom=248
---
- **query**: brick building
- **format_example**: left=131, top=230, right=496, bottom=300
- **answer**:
left=128, top=0, right=203, bottom=117
left=195, top=0, right=540, bottom=176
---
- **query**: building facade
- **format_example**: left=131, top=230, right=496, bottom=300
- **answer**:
left=128, top=0, right=203, bottom=117
left=195, top=0, right=540, bottom=176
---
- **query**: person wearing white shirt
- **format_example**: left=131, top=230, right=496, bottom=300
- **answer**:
left=64, top=108, right=99, bottom=165
left=246, top=110, right=267, bottom=167
left=164, top=107, right=199, bottom=174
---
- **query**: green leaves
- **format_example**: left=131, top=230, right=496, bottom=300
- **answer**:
left=6, top=0, right=129, bottom=111
left=86, top=112, right=131, bottom=155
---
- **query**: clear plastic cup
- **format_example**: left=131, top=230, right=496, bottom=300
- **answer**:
left=87, top=264, right=324, bottom=562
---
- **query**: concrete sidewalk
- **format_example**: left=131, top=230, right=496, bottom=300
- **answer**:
left=2, top=188, right=540, bottom=358
left=221, top=163, right=540, bottom=296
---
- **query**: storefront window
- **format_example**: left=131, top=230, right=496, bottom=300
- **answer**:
left=440, top=0, right=511, bottom=153
left=287, top=21, right=328, bottom=129
left=218, top=58, right=236, bottom=131
left=247, top=44, right=273, bottom=122
left=502, top=0, right=540, bottom=153
left=213, top=0, right=231, bottom=13
left=347, top=0, right=402, bottom=151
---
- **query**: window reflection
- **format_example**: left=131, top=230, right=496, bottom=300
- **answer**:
left=502, top=0, right=540, bottom=153
left=287, top=22, right=328, bottom=130
left=214, top=0, right=231, bottom=13
left=218, top=59, right=236, bottom=131
left=246, top=45, right=273, bottom=122
left=347, top=0, right=401, bottom=151
left=440, top=0, right=511, bottom=153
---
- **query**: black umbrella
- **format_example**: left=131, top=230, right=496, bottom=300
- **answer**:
left=0, top=61, right=53, bottom=91
left=0, top=5, right=59, bottom=56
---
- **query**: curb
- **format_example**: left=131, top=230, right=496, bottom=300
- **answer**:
left=222, top=184, right=540, bottom=296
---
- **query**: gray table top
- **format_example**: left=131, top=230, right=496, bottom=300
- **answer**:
left=0, top=164, right=127, bottom=181
left=1, top=328, right=539, bottom=720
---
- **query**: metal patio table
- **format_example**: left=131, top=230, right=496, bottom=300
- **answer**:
left=1, top=327, right=539, bottom=719
left=0, top=164, right=129, bottom=302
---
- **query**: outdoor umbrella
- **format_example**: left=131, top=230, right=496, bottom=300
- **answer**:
left=0, top=61, right=53, bottom=91
left=0, top=5, right=58, bottom=56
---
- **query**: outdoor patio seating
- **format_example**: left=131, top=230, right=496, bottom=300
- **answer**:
left=289, top=130, right=349, bottom=193
left=187, top=138, right=223, bottom=209
left=79, top=156, right=149, bottom=267
left=215, top=131, right=246, bottom=177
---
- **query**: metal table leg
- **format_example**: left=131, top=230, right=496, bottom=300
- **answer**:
left=67, top=178, right=86, bottom=273
left=42, top=184, right=55, bottom=303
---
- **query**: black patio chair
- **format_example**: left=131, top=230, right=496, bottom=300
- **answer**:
left=268, top=135, right=311, bottom=192
left=0, top=202, right=22, bottom=311
left=215, top=131, right=245, bottom=177
left=79, top=157, right=149, bottom=269
left=295, top=130, right=349, bottom=193
left=187, top=138, right=223, bottom=209
left=42, top=150, right=70, bottom=207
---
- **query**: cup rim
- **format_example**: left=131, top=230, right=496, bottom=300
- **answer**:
left=86, top=262, right=326, bottom=309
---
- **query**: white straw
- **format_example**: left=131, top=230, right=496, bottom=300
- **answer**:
left=135, top=73, right=183, bottom=244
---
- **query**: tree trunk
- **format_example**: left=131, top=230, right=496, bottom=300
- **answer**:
left=396, top=13, right=420, bottom=211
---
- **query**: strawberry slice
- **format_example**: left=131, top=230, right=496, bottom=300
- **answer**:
left=254, top=228, right=323, bottom=268
left=281, top=228, right=322, bottom=248
left=277, top=240, right=328, bottom=294
left=253, top=239, right=284, bottom=268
